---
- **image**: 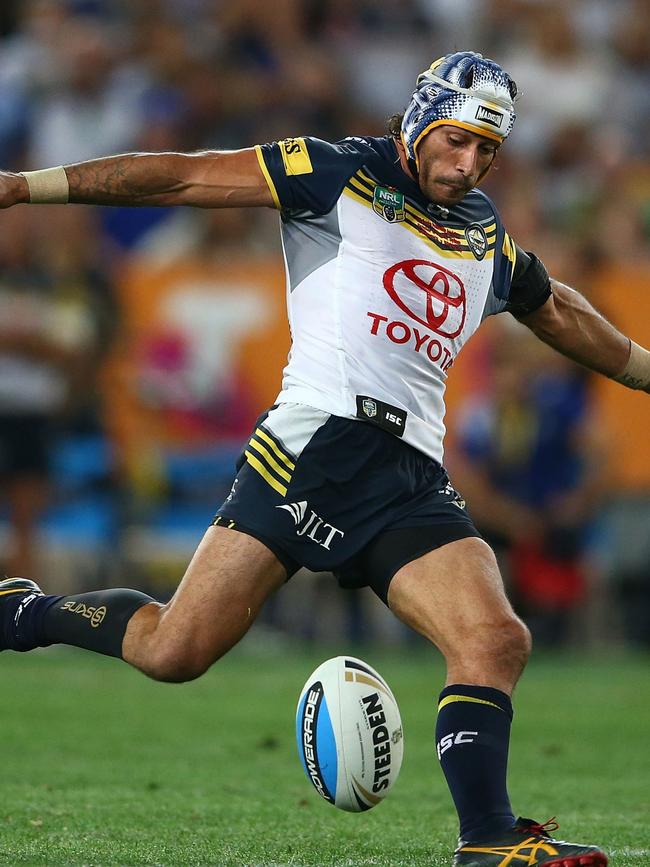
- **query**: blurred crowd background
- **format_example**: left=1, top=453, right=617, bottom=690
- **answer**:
left=0, top=0, right=649, bottom=649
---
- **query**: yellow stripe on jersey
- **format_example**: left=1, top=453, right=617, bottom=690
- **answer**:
left=354, top=167, right=498, bottom=241
left=0, top=587, right=33, bottom=597
left=347, top=175, right=374, bottom=201
left=254, top=145, right=281, bottom=209
left=351, top=170, right=497, bottom=248
left=244, top=450, right=288, bottom=496
left=403, top=220, right=492, bottom=259
left=404, top=199, right=497, bottom=239
left=502, top=231, right=517, bottom=280
left=438, top=694, right=504, bottom=713
left=343, top=184, right=375, bottom=210
left=342, top=186, right=494, bottom=260
left=254, top=428, right=296, bottom=470
left=354, top=168, right=377, bottom=193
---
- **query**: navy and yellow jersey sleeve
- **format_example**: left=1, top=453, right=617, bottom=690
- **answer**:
left=504, top=247, right=552, bottom=317
left=255, top=136, right=375, bottom=216
left=478, top=190, right=551, bottom=316
left=482, top=192, right=516, bottom=304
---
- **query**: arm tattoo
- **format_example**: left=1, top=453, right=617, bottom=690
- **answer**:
left=65, top=154, right=184, bottom=206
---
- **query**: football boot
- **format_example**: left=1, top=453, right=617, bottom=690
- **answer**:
left=0, top=577, right=43, bottom=651
left=453, top=817, right=608, bottom=866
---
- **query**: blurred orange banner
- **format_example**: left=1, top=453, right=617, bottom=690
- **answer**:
left=104, top=254, right=290, bottom=455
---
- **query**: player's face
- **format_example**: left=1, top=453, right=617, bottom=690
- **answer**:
left=415, top=125, right=498, bottom=205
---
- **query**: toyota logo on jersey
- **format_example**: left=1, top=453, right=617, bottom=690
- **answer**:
left=383, top=259, right=466, bottom=339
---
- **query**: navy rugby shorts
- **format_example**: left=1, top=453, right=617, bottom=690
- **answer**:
left=212, top=403, right=481, bottom=604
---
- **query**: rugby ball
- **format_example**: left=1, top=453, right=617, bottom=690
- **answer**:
left=295, top=656, right=404, bottom=812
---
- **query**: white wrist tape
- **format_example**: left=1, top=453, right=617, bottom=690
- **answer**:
left=614, top=340, right=650, bottom=390
left=20, top=166, right=69, bottom=204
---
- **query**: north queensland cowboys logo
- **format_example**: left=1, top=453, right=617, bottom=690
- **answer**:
left=373, top=186, right=405, bottom=223
left=464, top=223, right=488, bottom=261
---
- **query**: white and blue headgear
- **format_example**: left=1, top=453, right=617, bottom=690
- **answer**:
left=401, top=51, right=518, bottom=170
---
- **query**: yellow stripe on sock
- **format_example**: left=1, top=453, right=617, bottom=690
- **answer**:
left=0, top=588, right=31, bottom=597
left=244, top=450, right=288, bottom=496
left=438, top=694, right=504, bottom=713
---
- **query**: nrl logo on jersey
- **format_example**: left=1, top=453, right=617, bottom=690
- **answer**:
left=464, top=223, right=488, bottom=260
left=373, top=186, right=405, bottom=223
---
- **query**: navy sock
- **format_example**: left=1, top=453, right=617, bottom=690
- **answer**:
left=11, top=589, right=155, bottom=659
left=436, top=684, right=515, bottom=841
left=3, top=593, right=62, bottom=651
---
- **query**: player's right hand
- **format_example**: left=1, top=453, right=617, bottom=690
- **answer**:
left=0, top=171, right=30, bottom=208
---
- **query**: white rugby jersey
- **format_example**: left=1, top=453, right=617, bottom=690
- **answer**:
left=255, top=135, right=521, bottom=464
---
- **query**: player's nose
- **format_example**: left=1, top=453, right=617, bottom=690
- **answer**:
left=455, top=145, right=480, bottom=176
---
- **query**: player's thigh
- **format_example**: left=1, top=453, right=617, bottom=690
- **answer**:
left=387, top=536, right=524, bottom=658
left=125, top=525, right=287, bottom=667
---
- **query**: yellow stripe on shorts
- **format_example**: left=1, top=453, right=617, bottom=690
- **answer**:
left=253, top=428, right=295, bottom=469
left=248, top=438, right=292, bottom=483
left=244, top=450, right=288, bottom=496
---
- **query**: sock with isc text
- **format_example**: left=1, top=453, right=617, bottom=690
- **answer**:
left=436, top=684, right=516, bottom=841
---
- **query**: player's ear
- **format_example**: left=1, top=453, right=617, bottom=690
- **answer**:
left=393, top=135, right=415, bottom=179
left=394, top=135, right=407, bottom=159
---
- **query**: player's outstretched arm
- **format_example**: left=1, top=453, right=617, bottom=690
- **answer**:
left=518, top=278, right=650, bottom=394
left=0, top=147, right=275, bottom=209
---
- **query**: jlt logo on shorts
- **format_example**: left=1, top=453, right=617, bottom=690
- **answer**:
left=276, top=500, right=345, bottom=550
left=437, top=730, right=478, bottom=759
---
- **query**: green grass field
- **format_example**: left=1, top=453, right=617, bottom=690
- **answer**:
left=0, top=643, right=648, bottom=866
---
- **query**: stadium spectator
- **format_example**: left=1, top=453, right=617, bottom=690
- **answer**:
left=0, top=205, right=116, bottom=575
left=451, top=322, right=609, bottom=646
left=27, top=16, right=147, bottom=168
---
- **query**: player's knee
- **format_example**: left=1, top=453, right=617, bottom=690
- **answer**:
left=450, top=613, right=531, bottom=680
left=494, top=614, right=531, bottom=672
left=149, top=660, right=207, bottom=684
left=142, top=643, right=219, bottom=683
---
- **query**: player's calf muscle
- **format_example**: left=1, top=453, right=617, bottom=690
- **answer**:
left=121, top=603, right=236, bottom=683
left=122, top=528, right=287, bottom=682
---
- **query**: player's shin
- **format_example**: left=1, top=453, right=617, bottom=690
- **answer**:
left=7, top=588, right=155, bottom=659
left=436, top=685, right=515, bottom=842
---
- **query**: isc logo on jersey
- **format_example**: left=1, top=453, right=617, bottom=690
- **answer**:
left=296, top=656, right=404, bottom=812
